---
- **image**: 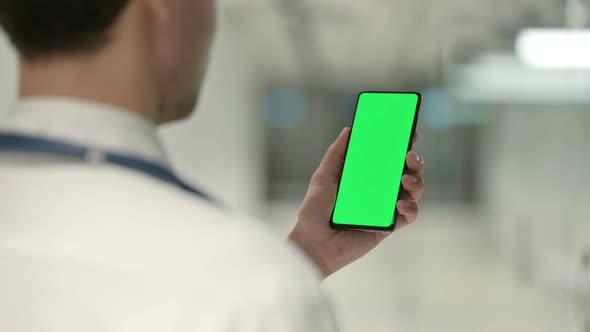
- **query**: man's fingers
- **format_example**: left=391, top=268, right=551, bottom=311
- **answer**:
left=310, top=128, right=351, bottom=186
left=406, top=151, right=424, bottom=176
left=378, top=200, right=419, bottom=237
left=413, top=131, right=419, bottom=145
left=401, top=174, right=424, bottom=201
left=403, top=151, right=425, bottom=200
left=396, top=200, right=419, bottom=224
left=390, top=217, right=410, bottom=233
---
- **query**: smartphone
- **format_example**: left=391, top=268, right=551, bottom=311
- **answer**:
left=330, top=91, right=421, bottom=232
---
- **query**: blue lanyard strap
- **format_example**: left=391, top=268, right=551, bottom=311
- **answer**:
left=0, top=133, right=214, bottom=202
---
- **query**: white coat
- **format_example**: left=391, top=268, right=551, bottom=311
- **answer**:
left=0, top=98, right=337, bottom=332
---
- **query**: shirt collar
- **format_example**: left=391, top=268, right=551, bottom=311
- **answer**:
left=0, top=97, right=169, bottom=166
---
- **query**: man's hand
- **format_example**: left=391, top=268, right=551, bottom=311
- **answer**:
left=289, top=127, right=425, bottom=278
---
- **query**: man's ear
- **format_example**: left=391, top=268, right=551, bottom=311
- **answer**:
left=137, top=0, right=171, bottom=26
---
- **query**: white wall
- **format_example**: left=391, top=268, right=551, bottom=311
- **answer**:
left=0, top=25, right=266, bottom=215
left=481, top=106, right=590, bottom=296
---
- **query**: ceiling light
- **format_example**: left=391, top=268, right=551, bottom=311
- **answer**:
left=516, top=28, right=590, bottom=69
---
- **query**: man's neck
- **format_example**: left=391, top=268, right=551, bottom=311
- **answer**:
left=19, top=50, right=157, bottom=123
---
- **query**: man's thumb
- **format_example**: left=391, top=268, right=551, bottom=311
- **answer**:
left=310, top=128, right=350, bottom=187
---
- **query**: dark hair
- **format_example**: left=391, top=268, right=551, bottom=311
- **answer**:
left=0, top=0, right=130, bottom=59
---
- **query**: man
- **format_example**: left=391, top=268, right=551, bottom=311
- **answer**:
left=0, top=0, right=425, bottom=331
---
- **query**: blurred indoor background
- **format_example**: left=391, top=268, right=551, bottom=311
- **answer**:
left=1, top=0, right=589, bottom=331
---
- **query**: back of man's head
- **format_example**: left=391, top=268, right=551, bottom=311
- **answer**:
left=0, top=0, right=216, bottom=123
left=0, top=1, right=129, bottom=59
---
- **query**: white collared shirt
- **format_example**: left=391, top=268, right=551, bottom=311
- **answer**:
left=0, top=98, right=337, bottom=332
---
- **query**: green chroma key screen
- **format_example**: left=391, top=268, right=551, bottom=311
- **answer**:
left=332, top=92, right=420, bottom=231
